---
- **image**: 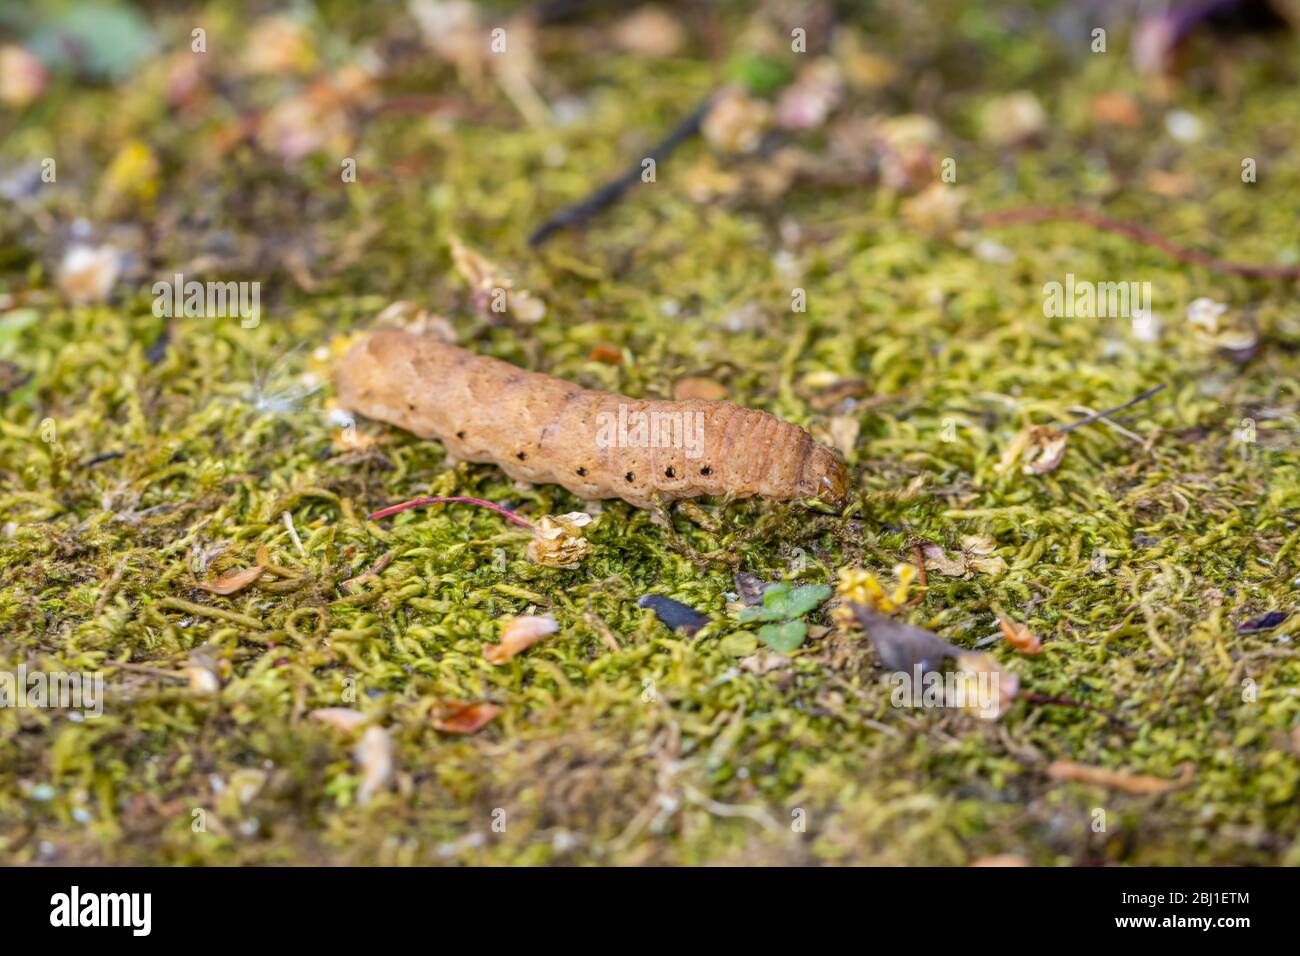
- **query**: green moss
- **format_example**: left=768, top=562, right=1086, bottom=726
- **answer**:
left=1, top=1, right=1298, bottom=865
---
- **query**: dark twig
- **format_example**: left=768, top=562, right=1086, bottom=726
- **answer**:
left=528, top=94, right=717, bottom=248
left=979, top=206, right=1300, bottom=280
left=1021, top=691, right=1127, bottom=727
left=1057, top=383, right=1166, bottom=434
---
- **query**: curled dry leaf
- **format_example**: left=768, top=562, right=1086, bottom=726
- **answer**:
left=527, top=512, right=593, bottom=569
left=448, top=234, right=545, bottom=322
left=196, top=564, right=265, bottom=596
left=1046, top=760, right=1193, bottom=795
left=825, top=415, right=860, bottom=459
left=430, top=700, right=502, bottom=734
left=921, top=534, right=1006, bottom=579
left=354, top=725, right=394, bottom=804
left=921, top=543, right=966, bottom=577
left=1186, top=297, right=1257, bottom=354
left=310, top=707, right=368, bottom=732
left=484, top=612, right=558, bottom=664
left=996, top=424, right=1068, bottom=476
left=999, top=616, right=1043, bottom=654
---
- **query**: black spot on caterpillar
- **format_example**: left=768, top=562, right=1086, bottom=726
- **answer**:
left=335, top=329, right=850, bottom=510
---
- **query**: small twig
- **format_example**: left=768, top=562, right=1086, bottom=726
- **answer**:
left=367, top=495, right=534, bottom=528
left=911, top=542, right=928, bottom=588
left=528, top=94, right=717, bottom=247
left=282, top=510, right=306, bottom=558
left=1021, top=691, right=1127, bottom=727
left=979, top=206, right=1300, bottom=280
left=1057, top=383, right=1166, bottom=434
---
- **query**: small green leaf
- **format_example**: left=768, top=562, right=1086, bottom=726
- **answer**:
left=759, top=582, right=792, bottom=617
left=783, top=584, right=831, bottom=618
left=758, top=620, right=806, bottom=653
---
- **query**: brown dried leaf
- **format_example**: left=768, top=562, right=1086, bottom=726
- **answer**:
left=430, top=700, right=502, bottom=734
left=196, top=564, right=265, bottom=595
left=1046, top=760, right=1193, bottom=795
left=484, top=613, right=558, bottom=664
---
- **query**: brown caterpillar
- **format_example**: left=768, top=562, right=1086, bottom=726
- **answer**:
left=335, top=329, right=849, bottom=510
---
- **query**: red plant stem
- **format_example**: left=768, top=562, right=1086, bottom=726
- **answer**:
left=366, top=496, right=533, bottom=528
left=978, top=206, right=1300, bottom=280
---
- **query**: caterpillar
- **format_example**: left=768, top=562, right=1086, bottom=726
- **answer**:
left=334, top=328, right=849, bottom=510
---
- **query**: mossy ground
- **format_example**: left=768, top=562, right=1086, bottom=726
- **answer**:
left=1, top=1, right=1298, bottom=865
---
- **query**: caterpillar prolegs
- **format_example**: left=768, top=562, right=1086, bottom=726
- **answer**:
left=335, top=329, right=850, bottom=510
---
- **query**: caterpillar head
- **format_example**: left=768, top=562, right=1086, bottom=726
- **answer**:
left=801, top=445, right=850, bottom=509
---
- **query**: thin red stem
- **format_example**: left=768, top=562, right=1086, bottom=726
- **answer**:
left=366, top=496, right=533, bottom=528
left=978, top=206, right=1300, bottom=280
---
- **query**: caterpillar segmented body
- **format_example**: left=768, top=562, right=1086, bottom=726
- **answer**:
left=335, top=329, right=849, bottom=510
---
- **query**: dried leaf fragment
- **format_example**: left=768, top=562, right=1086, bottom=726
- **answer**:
left=740, top=652, right=791, bottom=675
left=485, top=613, right=558, bottom=664
left=996, top=424, right=1068, bottom=476
left=310, top=707, right=368, bottom=732
left=196, top=564, right=265, bottom=596
left=430, top=700, right=501, bottom=735
left=1186, top=297, right=1257, bottom=354
left=527, top=513, right=593, bottom=569
left=449, top=234, right=546, bottom=322
left=354, top=725, right=394, bottom=804
left=826, top=415, right=860, bottom=459
left=58, top=244, right=123, bottom=305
